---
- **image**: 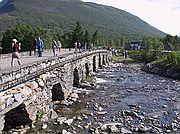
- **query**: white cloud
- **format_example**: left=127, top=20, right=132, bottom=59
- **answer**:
left=82, top=0, right=180, bottom=35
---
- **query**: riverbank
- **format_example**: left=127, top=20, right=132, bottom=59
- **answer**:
left=141, top=63, right=180, bottom=80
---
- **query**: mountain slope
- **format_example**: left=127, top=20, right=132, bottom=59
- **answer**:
left=0, top=0, right=165, bottom=39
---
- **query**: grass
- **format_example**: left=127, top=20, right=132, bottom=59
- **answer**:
left=112, top=55, right=133, bottom=61
left=81, top=75, right=94, bottom=83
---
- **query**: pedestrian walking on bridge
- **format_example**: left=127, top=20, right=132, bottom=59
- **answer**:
left=56, top=40, right=62, bottom=53
left=36, top=37, right=44, bottom=57
left=52, top=39, right=57, bottom=56
left=11, top=39, right=22, bottom=67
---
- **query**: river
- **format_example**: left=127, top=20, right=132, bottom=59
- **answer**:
left=22, top=62, right=180, bottom=133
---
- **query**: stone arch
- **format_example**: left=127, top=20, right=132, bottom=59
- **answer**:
left=52, top=83, right=64, bottom=101
left=106, top=55, right=108, bottom=63
left=73, top=68, right=80, bottom=87
left=93, top=56, right=96, bottom=72
left=85, top=63, right=90, bottom=78
left=99, top=54, right=102, bottom=68
left=102, top=55, right=106, bottom=65
left=4, top=103, right=32, bottom=130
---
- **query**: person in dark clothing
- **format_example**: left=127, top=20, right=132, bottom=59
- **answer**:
left=11, top=39, right=22, bottom=67
left=34, top=38, right=37, bottom=55
left=52, top=39, right=57, bottom=56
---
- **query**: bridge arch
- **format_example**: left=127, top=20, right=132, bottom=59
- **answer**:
left=99, top=53, right=102, bottom=68
left=102, top=54, right=106, bottom=65
left=93, top=56, right=96, bottom=72
left=52, top=83, right=64, bottom=101
left=85, top=63, right=90, bottom=78
left=73, top=68, right=80, bottom=87
left=4, top=103, right=32, bottom=130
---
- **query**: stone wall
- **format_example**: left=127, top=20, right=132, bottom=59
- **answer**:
left=0, top=50, right=112, bottom=132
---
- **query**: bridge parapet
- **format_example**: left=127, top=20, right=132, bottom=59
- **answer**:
left=0, top=50, right=110, bottom=92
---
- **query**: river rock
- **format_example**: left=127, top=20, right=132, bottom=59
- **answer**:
left=101, top=124, right=107, bottom=131
left=123, top=110, right=139, bottom=118
left=21, top=86, right=32, bottom=97
left=97, top=111, right=107, bottom=115
left=121, top=128, right=132, bottom=134
left=50, top=110, right=58, bottom=120
left=38, top=80, right=45, bottom=87
left=77, top=125, right=83, bottom=129
left=137, top=124, right=148, bottom=133
left=0, top=100, right=5, bottom=110
left=61, top=100, right=73, bottom=105
left=110, top=125, right=119, bottom=133
left=26, top=81, right=38, bottom=90
left=6, top=97, right=14, bottom=106
left=62, top=129, right=67, bottom=134
left=12, top=132, right=19, bottom=134
left=42, top=123, right=48, bottom=129
left=56, top=117, right=67, bottom=124
left=94, top=128, right=100, bottom=134
left=14, top=93, right=23, bottom=102
left=63, top=119, right=74, bottom=125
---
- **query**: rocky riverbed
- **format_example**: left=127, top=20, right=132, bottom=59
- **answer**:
left=5, top=61, right=180, bottom=134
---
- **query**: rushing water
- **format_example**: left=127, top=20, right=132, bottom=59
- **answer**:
left=14, top=63, right=180, bottom=133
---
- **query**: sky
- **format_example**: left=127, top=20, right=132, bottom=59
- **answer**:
left=82, top=0, right=180, bottom=36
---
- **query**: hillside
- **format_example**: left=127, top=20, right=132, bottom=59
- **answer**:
left=0, top=0, right=166, bottom=40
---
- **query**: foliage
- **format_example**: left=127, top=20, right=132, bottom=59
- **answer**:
left=92, top=30, right=98, bottom=47
left=1, top=24, right=52, bottom=53
left=112, top=55, right=132, bottom=61
left=36, top=109, right=44, bottom=121
left=83, top=30, right=91, bottom=48
left=128, top=50, right=144, bottom=62
left=140, top=37, right=164, bottom=63
left=160, top=34, right=180, bottom=51
left=120, top=36, right=125, bottom=49
left=0, top=0, right=165, bottom=42
left=67, top=21, right=100, bottom=49
left=163, top=34, right=176, bottom=50
left=166, top=52, right=180, bottom=69
left=68, top=21, right=84, bottom=48
left=151, top=51, right=180, bottom=71
left=81, top=75, right=93, bottom=83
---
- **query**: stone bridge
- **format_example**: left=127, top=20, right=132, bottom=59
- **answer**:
left=0, top=50, right=112, bottom=132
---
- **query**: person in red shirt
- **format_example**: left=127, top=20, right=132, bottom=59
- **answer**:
left=11, top=39, right=22, bottom=67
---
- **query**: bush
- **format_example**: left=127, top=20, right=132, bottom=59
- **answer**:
left=166, top=51, right=180, bottom=69
left=128, top=50, right=144, bottom=62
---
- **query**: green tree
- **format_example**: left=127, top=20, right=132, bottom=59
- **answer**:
left=2, top=23, right=52, bottom=53
left=34, top=28, right=52, bottom=49
left=83, top=30, right=91, bottom=49
left=120, top=35, right=125, bottom=49
left=141, top=37, right=164, bottom=63
left=92, top=30, right=98, bottom=47
left=62, top=32, right=71, bottom=48
left=163, top=34, right=176, bottom=50
left=70, top=21, right=84, bottom=48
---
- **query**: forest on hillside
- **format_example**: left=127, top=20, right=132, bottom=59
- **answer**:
left=0, top=0, right=165, bottom=41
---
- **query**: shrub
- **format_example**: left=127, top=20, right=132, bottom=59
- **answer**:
left=128, top=50, right=144, bottom=62
left=166, top=51, right=180, bottom=69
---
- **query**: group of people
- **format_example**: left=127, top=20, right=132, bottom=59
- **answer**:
left=51, top=39, right=62, bottom=56
left=11, top=37, right=43, bottom=67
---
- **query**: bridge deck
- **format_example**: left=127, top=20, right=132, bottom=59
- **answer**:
left=0, top=49, right=74, bottom=71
